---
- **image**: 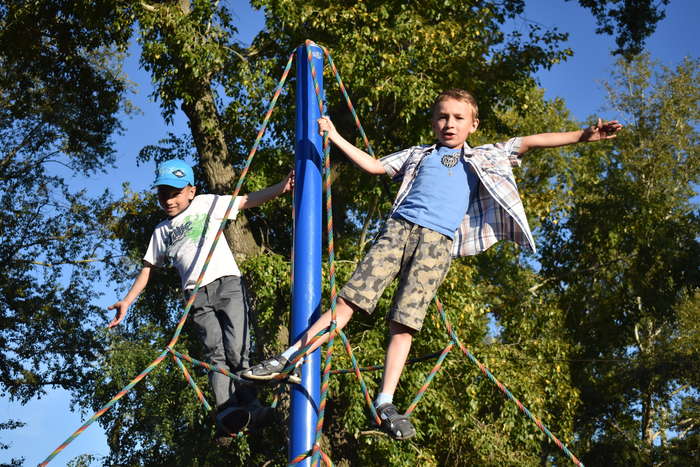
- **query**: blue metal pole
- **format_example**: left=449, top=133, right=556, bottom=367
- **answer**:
left=290, top=43, right=323, bottom=466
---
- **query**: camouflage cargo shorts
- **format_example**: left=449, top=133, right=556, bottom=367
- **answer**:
left=339, top=216, right=453, bottom=331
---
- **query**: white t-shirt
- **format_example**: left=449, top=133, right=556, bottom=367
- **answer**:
left=144, top=194, right=243, bottom=290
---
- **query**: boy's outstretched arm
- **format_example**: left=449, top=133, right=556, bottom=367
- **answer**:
left=317, top=116, right=385, bottom=175
left=518, top=118, right=623, bottom=155
left=239, top=170, right=295, bottom=209
left=107, top=262, right=155, bottom=328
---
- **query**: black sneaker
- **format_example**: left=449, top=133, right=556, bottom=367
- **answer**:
left=375, top=403, right=416, bottom=440
left=241, top=354, right=301, bottom=384
left=246, top=401, right=275, bottom=431
left=216, top=405, right=251, bottom=436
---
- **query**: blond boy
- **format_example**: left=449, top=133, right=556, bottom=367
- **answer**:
left=243, top=89, right=621, bottom=439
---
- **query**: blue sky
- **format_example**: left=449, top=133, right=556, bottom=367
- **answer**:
left=2, top=1, right=698, bottom=465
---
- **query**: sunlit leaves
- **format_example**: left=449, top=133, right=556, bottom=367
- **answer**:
left=538, top=54, right=700, bottom=464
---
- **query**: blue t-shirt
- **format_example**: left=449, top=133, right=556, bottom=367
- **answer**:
left=393, top=146, right=478, bottom=238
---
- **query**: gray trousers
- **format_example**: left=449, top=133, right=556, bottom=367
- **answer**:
left=185, top=275, right=256, bottom=409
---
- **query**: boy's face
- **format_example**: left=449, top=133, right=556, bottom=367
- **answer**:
left=431, top=98, right=479, bottom=148
left=157, top=185, right=196, bottom=217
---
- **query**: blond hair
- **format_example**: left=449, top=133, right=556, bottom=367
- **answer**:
left=431, top=89, right=479, bottom=120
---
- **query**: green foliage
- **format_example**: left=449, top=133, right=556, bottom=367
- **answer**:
left=239, top=0, right=573, bottom=251
left=86, top=326, right=242, bottom=466
left=137, top=0, right=239, bottom=123
left=67, top=453, right=101, bottom=467
left=82, top=1, right=587, bottom=464
left=0, top=0, right=133, bottom=165
left=3, top=0, right=691, bottom=465
left=0, top=0, right=131, bottom=403
left=538, top=54, right=700, bottom=465
left=573, top=0, right=671, bottom=58
left=0, top=419, right=25, bottom=466
left=241, top=246, right=581, bottom=466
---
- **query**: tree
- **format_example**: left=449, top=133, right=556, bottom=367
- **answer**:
left=0, top=0, right=131, bottom=403
left=572, top=0, right=671, bottom=57
left=2, top=0, right=686, bottom=464
left=537, top=54, right=700, bottom=465
left=0, top=419, right=25, bottom=466
left=245, top=0, right=572, bottom=245
left=91, top=1, right=587, bottom=464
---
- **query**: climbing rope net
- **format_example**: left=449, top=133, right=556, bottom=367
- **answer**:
left=40, top=40, right=584, bottom=467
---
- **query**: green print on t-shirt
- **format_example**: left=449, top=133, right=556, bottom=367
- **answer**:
left=184, top=213, right=208, bottom=243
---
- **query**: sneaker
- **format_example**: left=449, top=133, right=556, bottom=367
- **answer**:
left=247, top=403, right=275, bottom=431
left=241, top=354, right=301, bottom=384
left=216, top=405, right=251, bottom=436
left=375, top=403, right=416, bottom=440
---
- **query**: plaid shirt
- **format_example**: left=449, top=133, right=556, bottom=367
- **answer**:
left=380, top=138, right=536, bottom=257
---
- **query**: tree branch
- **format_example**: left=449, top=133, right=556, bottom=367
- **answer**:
left=13, top=257, right=112, bottom=268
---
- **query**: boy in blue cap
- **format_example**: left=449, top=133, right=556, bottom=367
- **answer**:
left=108, top=159, right=294, bottom=445
left=243, top=89, right=621, bottom=440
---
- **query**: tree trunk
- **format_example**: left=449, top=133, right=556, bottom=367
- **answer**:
left=641, top=389, right=655, bottom=464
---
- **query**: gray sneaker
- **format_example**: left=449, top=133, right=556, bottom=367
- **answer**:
left=375, top=403, right=416, bottom=440
left=241, top=354, right=302, bottom=384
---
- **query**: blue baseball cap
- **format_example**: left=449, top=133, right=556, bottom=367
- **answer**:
left=152, top=159, right=195, bottom=188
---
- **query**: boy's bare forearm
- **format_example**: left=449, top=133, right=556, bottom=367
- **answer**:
left=520, top=130, right=584, bottom=153
left=318, top=116, right=385, bottom=174
left=329, top=132, right=386, bottom=175
left=108, top=264, right=153, bottom=327
left=519, top=119, right=622, bottom=155
left=239, top=171, right=293, bottom=209
left=123, top=265, right=152, bottom=304
left=240, top=184, right=281, bottom=209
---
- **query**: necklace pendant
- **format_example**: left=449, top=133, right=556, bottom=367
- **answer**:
left=441, top=153, right=459, bottom=176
